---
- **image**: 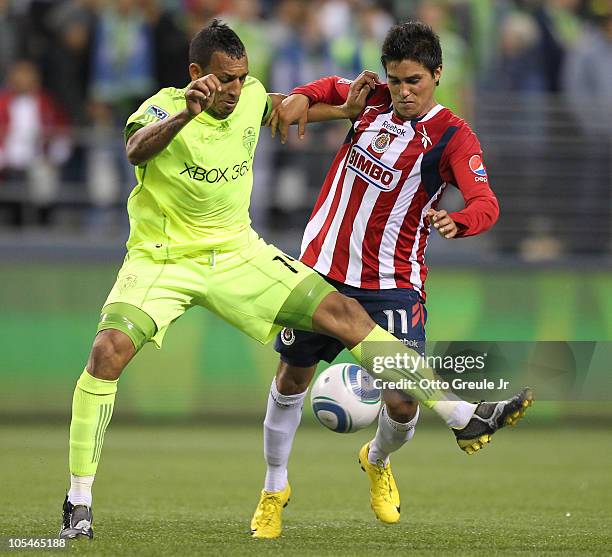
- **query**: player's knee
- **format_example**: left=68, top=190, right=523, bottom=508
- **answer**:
left=386, top=399, right=419, bottom=423
left=276, top=362, right=314, bottom=395
left=339, top=295, right=364, bottom=317
left=313, top=293, right=372, bottom=339
left=339, top=296, right=372, bottom=334
left=87, top=329, right=135, bottom=380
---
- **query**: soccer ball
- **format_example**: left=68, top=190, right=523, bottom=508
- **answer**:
left=310, top=363, right=382, bottom=433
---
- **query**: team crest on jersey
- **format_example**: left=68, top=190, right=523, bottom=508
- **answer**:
left=371, top=132, right=391, bottom=154
left=280, top=328, right=295, bottom=346
left=118, top=274, right=137, bottom=293
left=469, top=154, right=487, bottom=176
left=242, top=126, right=256, bottom=157
left=145, top=105, right=169, bottom=120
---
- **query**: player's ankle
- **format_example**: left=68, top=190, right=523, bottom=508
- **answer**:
left=264, top=465, right=287, bottom=492
left=68, top=474, right=95, bottom=507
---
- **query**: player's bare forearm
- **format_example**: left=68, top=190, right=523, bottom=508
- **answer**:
left=268, top=94, right=354, bottom=143
left=269, top=69, right=378, bottom=142
left=126, top=109, right=193, bottom=166
left=307, top=103, right=351, bottom=122
left=126, top=73, right=222, bottom=165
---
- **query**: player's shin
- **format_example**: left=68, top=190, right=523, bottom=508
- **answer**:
left=263, top=377, right=307, bottom=492
left=350, top=326, right=475, bottom=428
left=68, top=369, right=118, bottom=505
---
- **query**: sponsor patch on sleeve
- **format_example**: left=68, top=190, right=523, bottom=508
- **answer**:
left=469, top=154, right=488, bottom=182
left=144, top=105, right=169, bottom=120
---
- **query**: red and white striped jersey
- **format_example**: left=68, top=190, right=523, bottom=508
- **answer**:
left=292, top=76, right=499, bottom=299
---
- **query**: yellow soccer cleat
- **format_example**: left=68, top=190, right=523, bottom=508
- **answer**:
left=250, top=483, right=291, bottom=539
left=453, top=387, right=534, bottom=455
left=358, top=443, right=400, bottom=524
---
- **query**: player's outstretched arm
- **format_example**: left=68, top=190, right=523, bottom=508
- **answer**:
left=126, top=75, right=221, bottom=166
left=267, top=71, right=380, bottom=144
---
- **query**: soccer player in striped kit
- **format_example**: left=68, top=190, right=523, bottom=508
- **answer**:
left=251, top=21, right=522, bottom=537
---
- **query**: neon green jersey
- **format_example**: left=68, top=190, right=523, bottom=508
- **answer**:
left=124, top=77, right=272, bottom=259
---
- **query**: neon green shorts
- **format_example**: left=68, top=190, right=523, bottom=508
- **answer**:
left=101, top=231, right=335, bottom=348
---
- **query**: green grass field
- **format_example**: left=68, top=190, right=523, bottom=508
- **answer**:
left=1, top=422, right=611, bottom=556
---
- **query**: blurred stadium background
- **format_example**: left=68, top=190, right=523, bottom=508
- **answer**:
left=1, top=0, right=611, bottom=423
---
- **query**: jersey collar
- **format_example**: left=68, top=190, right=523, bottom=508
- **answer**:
left=390, top=103, right=445, bottom=126
left=195, top=109, right=234, bottom=126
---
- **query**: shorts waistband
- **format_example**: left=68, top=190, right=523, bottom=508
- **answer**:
left=144, top=228, right=261, bottom=263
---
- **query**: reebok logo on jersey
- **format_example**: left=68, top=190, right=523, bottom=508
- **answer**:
left=417, top=126, right=432, bottom=148
left=180, top=160, right=250, bottom=183
left=382, top=120, right=407, bottom=136
left=145, top=105, right=169, bottom=120
left=347, top=145, right=402, bottom=191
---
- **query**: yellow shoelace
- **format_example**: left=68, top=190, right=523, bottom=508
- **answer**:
left=373, top=462, right=394, bottom=503
left=256, top=494, right=282, bottom=527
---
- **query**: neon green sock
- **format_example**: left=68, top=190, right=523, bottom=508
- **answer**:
left=69, top=370, right=117, bottom=476
left=350, top=325, right=449, bottom=410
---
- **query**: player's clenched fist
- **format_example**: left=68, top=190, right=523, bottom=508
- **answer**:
left=185, top=74, right=222, bottom=116
left=426, top=208, right=458, bottom=239
left=343, top=70, right=380, bottom=119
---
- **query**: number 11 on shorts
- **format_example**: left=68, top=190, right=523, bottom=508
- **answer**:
left=383, top=309, right=409, bottom=334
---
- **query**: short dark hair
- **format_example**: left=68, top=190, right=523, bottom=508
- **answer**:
left=189, top=19, right=246, bottom=69
left=381, top=21, right=442, bottom=76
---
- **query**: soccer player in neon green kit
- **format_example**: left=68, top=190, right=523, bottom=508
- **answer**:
left=59, top=20, right=532, bottom=539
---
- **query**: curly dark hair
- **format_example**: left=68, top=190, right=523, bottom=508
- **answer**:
left=381, top=21, right=442, bottom=76
left=189, top=19, right=246, bottom=69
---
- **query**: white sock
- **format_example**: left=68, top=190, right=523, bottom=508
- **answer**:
left=68, top=474, right=94, bottom=507
left=432, top=398, right=476, bottom=429
left=263, top=378, right=307, bottom=492
left=368, top=405, right=419, bottom=465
